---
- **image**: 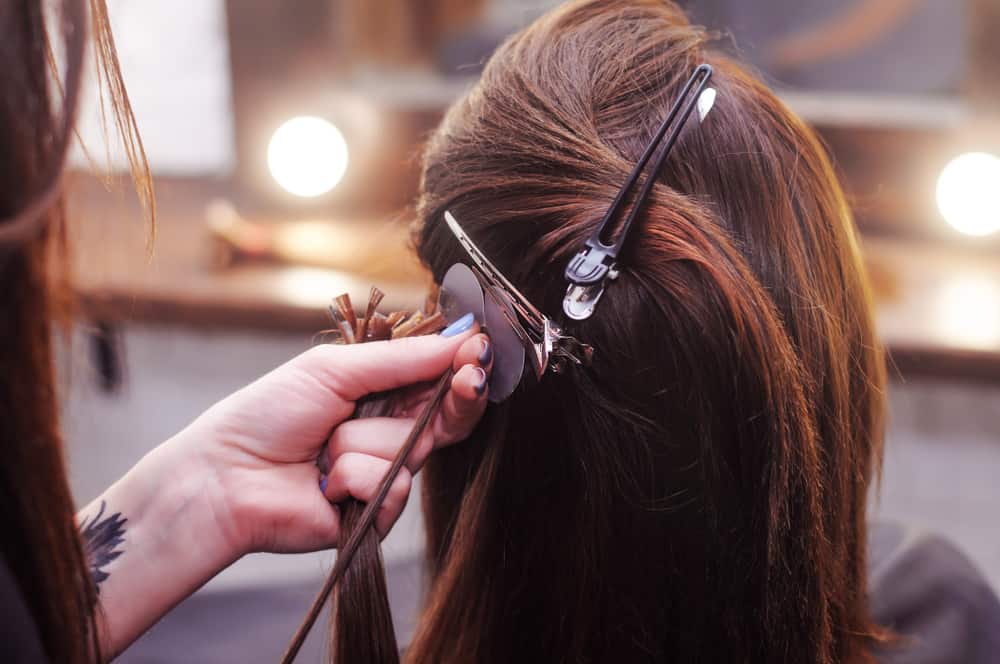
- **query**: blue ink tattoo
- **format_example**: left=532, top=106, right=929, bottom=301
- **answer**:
left=79, top=500, right=127, bottom=593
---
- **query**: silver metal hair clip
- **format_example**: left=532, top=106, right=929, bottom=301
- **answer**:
left=563, top=63, right=717, bottom=320
left=442, top=211, right=593, bottom=402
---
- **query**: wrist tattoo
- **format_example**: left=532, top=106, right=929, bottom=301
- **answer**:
left=79, top=500, right=127, bottom=594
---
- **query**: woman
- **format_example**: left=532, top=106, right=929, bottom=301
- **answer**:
left=407, top=1, right=884, bottom=661
left=0, top=2, right=491, bottom=662
left=371, top=2, right=1000, bottom=662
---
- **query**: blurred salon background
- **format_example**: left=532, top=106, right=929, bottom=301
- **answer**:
left=62, top=1, right=999, bottom=661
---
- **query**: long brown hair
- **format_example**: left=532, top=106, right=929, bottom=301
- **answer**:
left=0, top=1, right=149, bottom=661
left=404, top=1, right=885, bottom=662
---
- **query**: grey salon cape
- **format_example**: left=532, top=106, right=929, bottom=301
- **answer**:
left=869, top=521, right=1000, bottom=663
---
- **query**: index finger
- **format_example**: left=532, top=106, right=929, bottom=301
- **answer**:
left=299, top=318, right=480, bottom=402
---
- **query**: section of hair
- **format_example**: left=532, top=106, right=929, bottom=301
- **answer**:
left=307, top=290, right=445, bottom=664
left=330, top=500, right=399, bottom=664
left=326, top=391, right=400, bottom=663
left=407, top=1, right=886, bottom=663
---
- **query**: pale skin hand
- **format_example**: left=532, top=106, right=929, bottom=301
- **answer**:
left=77, top=328, right=491, bottom=660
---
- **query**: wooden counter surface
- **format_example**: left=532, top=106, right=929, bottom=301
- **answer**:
left=68, top=176, right=430, bottom=332
left=865, top=235, right=1000, bottom=381
left=68, top=176, right=1000, bottom=381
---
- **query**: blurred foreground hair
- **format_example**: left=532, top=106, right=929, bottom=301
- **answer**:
left=0, top=1, right=150, bottom=661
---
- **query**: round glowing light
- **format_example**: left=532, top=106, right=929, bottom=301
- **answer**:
left=267, top=116, right=348, bottom=197
left=936, top=152, right=1000, bottom=237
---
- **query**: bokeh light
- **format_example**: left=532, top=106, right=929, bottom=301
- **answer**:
left=936, top=152, right=1000, bottom=237
left=934, top=276, right=1000, bottom=351
left=267, top=116, right=349, bottom=197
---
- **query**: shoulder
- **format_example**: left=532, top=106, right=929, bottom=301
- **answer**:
left=869, top=521, right=1000, bottom=664
left=0, top=555, right=48, bottom=663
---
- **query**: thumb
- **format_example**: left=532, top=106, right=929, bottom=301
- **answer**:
left=299, top=315, right=479, bottom=402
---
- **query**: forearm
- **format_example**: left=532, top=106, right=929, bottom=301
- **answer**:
left=71, top=331, right=488, bottom=658
left=77, top=435, right=240, bottom=660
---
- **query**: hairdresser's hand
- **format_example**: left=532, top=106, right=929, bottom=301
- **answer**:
left=180, top=319, right=492, bottom=557
left=83, top=318, right=490, bottom=658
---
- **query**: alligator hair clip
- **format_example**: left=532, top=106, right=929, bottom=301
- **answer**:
left=563, top=64, right=717, bottom=321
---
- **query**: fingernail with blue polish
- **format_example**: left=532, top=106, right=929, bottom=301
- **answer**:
left=474, top=367, right=488, bottom=396
left=318, top=473, right=328, bottom=494
left=441, top=312, right=475, bottom=337
left=478, top=339, right=493, bottom=366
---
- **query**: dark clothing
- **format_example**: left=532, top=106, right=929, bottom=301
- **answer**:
left=0, top=557, right=47, bottom=663
left=3, top=524, right=1000, bottom=663
left=870, top=522, right=1000, bottom=663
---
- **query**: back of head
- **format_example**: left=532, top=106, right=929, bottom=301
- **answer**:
left=409, top=1, right=885, bottom=662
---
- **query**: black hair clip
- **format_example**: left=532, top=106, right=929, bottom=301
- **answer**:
left=563, top=64, right=716, bottom=320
